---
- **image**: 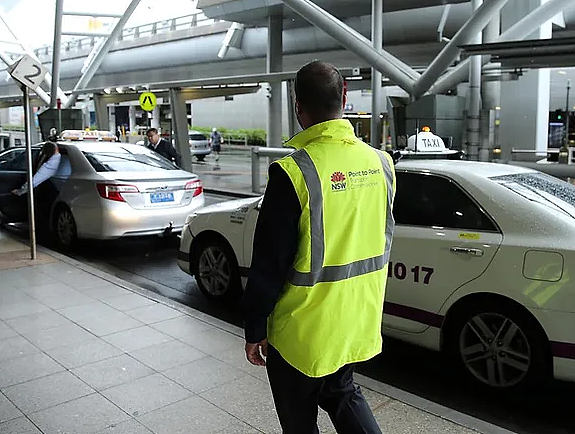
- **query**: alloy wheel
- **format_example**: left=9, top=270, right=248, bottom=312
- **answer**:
left=459, top=312, right=531, bottom=388
left=56, top=209, right=75, bottom=246
left=198, top=246, right=231, bottom=297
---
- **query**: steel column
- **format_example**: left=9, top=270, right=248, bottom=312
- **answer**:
left=267, top=15, right=283, bottom=148
left=22, top=86, right=36, bottom=260
left=413, top=0, right=510, bottom=99
left=480, top=13, right=501, bottom=161
left=50, top=0, right=64, bottom=108
left=170, top=88, right=193, bottom=172
left=65, top=0, right=142, bottom=108
left=466, top=0, right=483, bottom=161
left=429, top=0, right=572, bottom=95
left=280, top=0, right=417, bottom=93
left=370, top=0, right=383, bottom=149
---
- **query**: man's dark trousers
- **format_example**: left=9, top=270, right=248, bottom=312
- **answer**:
left=266, top=345, right=382, bottom=434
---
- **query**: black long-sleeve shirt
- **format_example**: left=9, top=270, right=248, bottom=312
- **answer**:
left=241, top=163, right=301, bottom=343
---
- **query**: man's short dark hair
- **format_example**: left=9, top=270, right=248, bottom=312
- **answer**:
left=295, top=60, right=344, bottom=123
left=146, top=128, right=158, bottom=135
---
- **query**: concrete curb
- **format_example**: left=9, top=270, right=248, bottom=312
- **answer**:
left=17, top=234, right=516, bottom=434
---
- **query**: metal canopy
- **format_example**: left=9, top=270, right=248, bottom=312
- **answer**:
left=65, top=0, right=142, bottom=108
left=429, top=0, right=573, bottom=95
left=460, top=37, right=575, bottom=69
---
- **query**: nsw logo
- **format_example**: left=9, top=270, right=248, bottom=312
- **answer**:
left=330, top=171, right=347, bottom=191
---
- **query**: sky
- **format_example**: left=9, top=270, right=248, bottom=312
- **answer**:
left=0, top=0, right=200, bottom=50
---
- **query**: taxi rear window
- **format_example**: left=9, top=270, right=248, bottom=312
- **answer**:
left=83, top=149, right=177, bottom=172
left=491, top=173, right=575, bottom=217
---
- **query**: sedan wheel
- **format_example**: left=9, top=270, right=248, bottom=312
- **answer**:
left=459, top=313, right=531, bottom=388
left=192, top=237, right=241, bottom=302
left=448, top=301, right=550, bottom=390
left=55, top=207, right=77, bottom=248
left=198, top=246, right=231, bottom=297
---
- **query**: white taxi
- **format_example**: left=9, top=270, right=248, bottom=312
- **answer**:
left=178, top=159, right=575, bottom=389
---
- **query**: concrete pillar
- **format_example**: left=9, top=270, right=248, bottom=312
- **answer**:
left=108, top=105, right=116, bottom=133
left=267, top=15, right=283, bottom=147
left=370, top=0, right=383, bottom=149
left=128, top=105, right=137, bottom=135
left=500, top=0, right=551, bottom=159
left=82, top=103, right=91, bottom=129
left=286, top=79, right=301, bottom=137
left=93, top=94, right=108, bottom=131
left=151, top=105, right=160, bottom=130
left=169, top=88, right=193, bottom=172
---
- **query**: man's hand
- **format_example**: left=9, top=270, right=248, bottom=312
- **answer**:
left=245, top=339, right=268, bottom=367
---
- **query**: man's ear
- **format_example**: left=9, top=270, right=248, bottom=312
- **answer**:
left=342, top=92, right=347, bottom=109
left=295, top=100, right=301, bottom=115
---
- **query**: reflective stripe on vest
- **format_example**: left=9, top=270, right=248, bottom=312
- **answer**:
left=288, top=149, right=395, bottom=287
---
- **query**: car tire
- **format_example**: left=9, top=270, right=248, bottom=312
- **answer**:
left=196, top=155, right=205, bottom=162
left=191, top=236, right=241, bottom=302
left=445, top=299, right=550, bottom=391
left=53, top=205, right=77, bottom=250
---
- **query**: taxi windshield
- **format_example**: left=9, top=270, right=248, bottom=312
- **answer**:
left=490, top=172, right=575, bottom=218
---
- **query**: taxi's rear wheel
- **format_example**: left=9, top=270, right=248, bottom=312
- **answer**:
left=191, top=236, right=240, bottom=302
left=445, top=298, right=550, bottom=390
left=53, top=205, right=77, bottom=249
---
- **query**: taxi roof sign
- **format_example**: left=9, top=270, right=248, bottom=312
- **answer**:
left=60, top=130, right=117, bottom=142
left=407, top=130, right=446, bottom=152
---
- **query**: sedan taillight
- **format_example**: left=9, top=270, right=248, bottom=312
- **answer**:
left=96, top=183, right=139, bottom=202
left=185, top=180, right=203, bottom=197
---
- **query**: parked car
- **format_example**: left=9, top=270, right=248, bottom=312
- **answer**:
left=178, top=159, right=575, bottom=390
left=0, top=142, right=205, bottom=247
left=188, top=130, right=211, bottom=162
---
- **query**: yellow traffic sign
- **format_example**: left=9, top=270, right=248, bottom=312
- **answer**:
left=139, top=92, right=157, bottom=112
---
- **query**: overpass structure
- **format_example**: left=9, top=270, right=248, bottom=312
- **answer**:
left=0, top=0, right=574, bottom=164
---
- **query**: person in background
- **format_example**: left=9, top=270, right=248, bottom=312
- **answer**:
left=209, top=127, right=223, bottom=162
left=146, top=128, right=182, bottom=167
left=241, top=60, right=396, bottom=433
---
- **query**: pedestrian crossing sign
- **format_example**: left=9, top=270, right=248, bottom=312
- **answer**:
left=139, top=92, right=157, bottom=112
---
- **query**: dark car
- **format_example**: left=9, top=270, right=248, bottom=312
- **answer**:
left=0, top=146, right=41, bottom=223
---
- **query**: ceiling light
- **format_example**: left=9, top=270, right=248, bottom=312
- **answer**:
left=103, top=88, right=111, bottom=94
left=558, top=70, right=567, bottom=75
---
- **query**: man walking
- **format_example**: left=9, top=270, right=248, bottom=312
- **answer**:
left=146, top=128, right=182, bottom=167
left=209, top=127, right=223, bottom=162
left=241, top=60, right=396, bottom=433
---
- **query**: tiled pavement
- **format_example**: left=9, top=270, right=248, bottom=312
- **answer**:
left=0, top=231, right=512, bottom=434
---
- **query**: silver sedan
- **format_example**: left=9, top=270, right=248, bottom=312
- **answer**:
left=38, top=141, right=204, bottom=247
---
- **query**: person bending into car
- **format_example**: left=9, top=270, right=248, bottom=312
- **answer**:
left=10, top=142, right=63, bottom=232
left=146, top=128, right=182, bottom=167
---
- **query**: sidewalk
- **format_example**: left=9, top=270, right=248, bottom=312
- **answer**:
left=0, top=231, right=512, bottom=434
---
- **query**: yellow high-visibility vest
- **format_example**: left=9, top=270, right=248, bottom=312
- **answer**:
left=267, top=119, right=396, bottom=377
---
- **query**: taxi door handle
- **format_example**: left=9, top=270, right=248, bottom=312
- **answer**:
left=450, top=246, right=484, bottom=257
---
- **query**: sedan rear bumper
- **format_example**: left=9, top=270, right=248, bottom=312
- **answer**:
left=78, top=195, right=205, bottom=240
